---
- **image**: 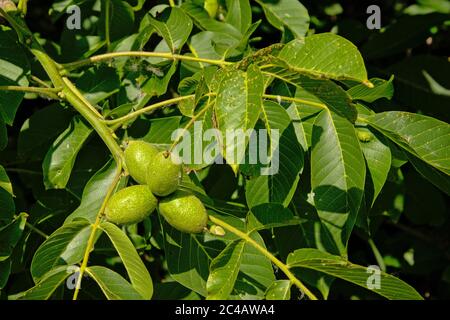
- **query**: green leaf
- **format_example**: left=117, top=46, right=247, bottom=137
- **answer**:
left=347, top=76, right=395, bottom=103
left=42, top=116, right=93, bottom=189
left=148, top=7, right=193, bottom=52
left=0, top=165, right=15, bottom=221
left=0, top=259, right=11, bottom=289
left=367, top=112, right=450, bottom=177
left=278, top=34, right=368, bottom=83
left=287, top=248, right=423, bottom=300
left=206, top=240, right=245, bottom=300
left=311, top=109, right=366, bottom=254
left=31, top=220, right=91, bottom=282
left=225, top=0, right=252, bottom=34
left=86, top=266, right=144, bottom=300
left=76, top=66, right=120, bottom=105
left=245, top=101, right=304, bottom=207
left=65, top=160, right=119, bottom=223
left=10, top=265, right=75, bottom=300
left=0, top=27, right=30, bottom=125
left=265, top=280, right=291, bottom=300
left=255, top=0, right=309, bottom=38
left=99, top=222, right=153, bottom=300
left=214, top=65, right=264, bottom=170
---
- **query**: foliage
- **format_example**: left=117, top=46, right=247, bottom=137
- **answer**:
left=0, top=0, right=449, bottom=300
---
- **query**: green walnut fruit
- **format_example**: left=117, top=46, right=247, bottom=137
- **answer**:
left=159, top=191, right=208, bottom=234
left=124, top=140, right=159, bottom=184
left=146, top=151, right=182, bottom=197
left=105, top=185, right=157, bottom=225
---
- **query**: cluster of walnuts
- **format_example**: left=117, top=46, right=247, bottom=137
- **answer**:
left=105, top=141, right=208, bottom=234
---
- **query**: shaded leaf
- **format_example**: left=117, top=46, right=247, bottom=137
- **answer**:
left=0, top=165, right=15, bottom=221
left=65, top=160, right=120, bottom=223
left=358, top=128, right=392, bottom=206
left=161, top=221, right=210, bottom=296
left=18, top=103, right=73, bottom=161
left=76, top=66, right=120, bottom=105
left=311, top=109, right=366, bottom=254
left=0, top=28, right=30, bottom=125
left=99, top=0, right=135, bottom=42
left=246, top=203, right=300, bottom=233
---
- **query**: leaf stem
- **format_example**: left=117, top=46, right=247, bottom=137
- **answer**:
left=29, top=75, right=51, bottom=88
left=25, top=222, right=48, bottom=239
left=368, top=238, right=386, bottom=272
left=104, top=0, right=111, bottom=52
left=73, top=163, right=123, bottom=300
left=208, top=215, right=318, bottom=300
left=0, top=85, right=61, bottom=99
left=105, top=95, right=195, bottom=127
left=60, top=51, right=231, bottom=72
